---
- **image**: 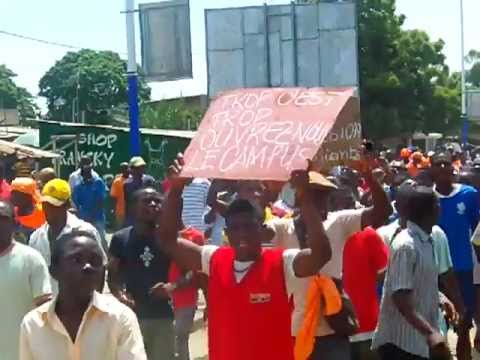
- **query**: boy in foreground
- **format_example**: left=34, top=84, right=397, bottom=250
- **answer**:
left=20, top=230, right=146, bottom=360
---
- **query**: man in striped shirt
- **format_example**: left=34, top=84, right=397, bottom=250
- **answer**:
left=181, top=178, right=211, bottom=234
left=372, top=184, right=449, bottom=360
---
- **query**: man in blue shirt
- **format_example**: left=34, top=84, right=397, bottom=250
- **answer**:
left=432, top=152, right=479, bottom=360
left=72, top=160, right=107, bottom=251
left=68, top=156, right=101, bottom=190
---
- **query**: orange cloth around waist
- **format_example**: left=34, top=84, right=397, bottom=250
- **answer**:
left=294, top=275, right=342, bottom=360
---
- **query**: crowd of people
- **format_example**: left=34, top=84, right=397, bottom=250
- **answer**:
left=2, top=141, right=480, bottom=360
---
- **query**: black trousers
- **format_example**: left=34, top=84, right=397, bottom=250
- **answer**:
left=378, top=344, right=427, bottom=360
left=351, top=340, right=381, bottom=360
left=309, top=335, right=351, bottom=360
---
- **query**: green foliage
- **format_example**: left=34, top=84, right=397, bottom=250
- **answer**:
left=303, top=0, right=461, bottom=139
left=466, top=50, right=480, bottom=64
left=468, top=63, right=480, bottom=88
left=0, top=64, right=37, bottom=121
left=358, top=0, right=460, bottom=139
left=39, top=49, right=151, bottom=125
left=140, top=100, right=205, bottom=130
left=466, top=50, right=480, bottom=88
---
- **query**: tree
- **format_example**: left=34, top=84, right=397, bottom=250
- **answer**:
left=0, top=64, right=37, bottom=121
left=357, top=0, right=460, bottom=139
left=39, top=49, right=151, bottom=125
left=141, top=99, right=205, bottom=130
left=302, top=0, right=461, bottom=139
left=467, top=63, right=480, bottom=88
left=466, top=50, right=480, bottom=88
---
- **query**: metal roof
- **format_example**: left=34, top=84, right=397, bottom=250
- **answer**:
left=0, top=139, right=60, bottom=159
left=37, top=120, right=196, bottom=139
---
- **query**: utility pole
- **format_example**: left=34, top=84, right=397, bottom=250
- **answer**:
left=74, top=70, right=80, bottom=123
left=460, top=0, right=468, bottom=145
left=125, top=0, right=141, bottom=156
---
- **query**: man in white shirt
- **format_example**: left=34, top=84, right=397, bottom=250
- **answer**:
left=0, top=201, right=51, bottom=360
left=20, top=230, right=146, bottom=360
left=268, top=164, right=392, bottom=360
left=378, top=181, right=464, bottom=334
left=29, top=178, right=106, bottom=292
left=372, top=185, right=449, bottom=360
left=182, top=178, right=211, bottom=233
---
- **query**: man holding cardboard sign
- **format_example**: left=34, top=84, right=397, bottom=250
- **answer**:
left=267, top=155, right=392, bottom=360
left=158, top=154, right=334, bottom=360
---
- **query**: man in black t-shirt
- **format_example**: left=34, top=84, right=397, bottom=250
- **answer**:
left=123, top=157, right=156, bottom=226
left=108, top=187, right=174, bottom=360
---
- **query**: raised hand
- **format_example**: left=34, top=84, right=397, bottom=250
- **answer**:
left=167, top=153, right=189, bottom=190
left=289, top=159, right=312, bottom=204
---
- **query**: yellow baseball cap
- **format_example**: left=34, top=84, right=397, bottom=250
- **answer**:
left=41, top=179, right=71, bottom=206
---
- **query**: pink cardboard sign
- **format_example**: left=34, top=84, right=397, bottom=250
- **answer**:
left=182, top=87, right=360, bottom=180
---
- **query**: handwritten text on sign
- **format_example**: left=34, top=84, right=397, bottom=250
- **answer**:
left=182, top=88, right=358, bottom=180
left=60, top=132, right=118, bottom=183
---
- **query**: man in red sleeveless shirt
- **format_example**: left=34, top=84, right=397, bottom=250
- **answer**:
left=158, top=155, right=334, bottom=360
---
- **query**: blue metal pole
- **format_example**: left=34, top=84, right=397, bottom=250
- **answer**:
left=127, top=74, right=141, bottom=155
left=125, top=0, right=141, bottom=156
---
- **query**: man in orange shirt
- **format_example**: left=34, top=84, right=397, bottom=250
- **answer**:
left=407, top=152, right=424, bottom=178
left=400, top=148, right=412, bottom=165
left=110, top=162, right=130, bottom=228
left=10, top=177, right=45, bottom=243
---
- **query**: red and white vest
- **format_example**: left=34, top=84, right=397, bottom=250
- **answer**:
left=208, top=247, right=294, bottom=360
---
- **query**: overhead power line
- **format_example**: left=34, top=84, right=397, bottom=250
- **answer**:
left=0, top=30, right=127, bottom=55
left=0, top=29, right=85, bottom=50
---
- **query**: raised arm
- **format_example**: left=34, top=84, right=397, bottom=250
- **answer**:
left=360, top=163, right=392, bottom=229
left=157, top=155, right=203, bottom=272
left=206, top=180, right=230, bottom=218
left=290, top=169, right=332, bottom=278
